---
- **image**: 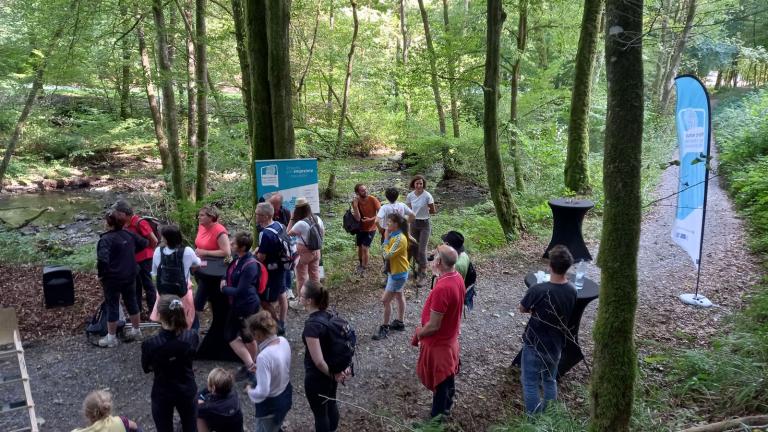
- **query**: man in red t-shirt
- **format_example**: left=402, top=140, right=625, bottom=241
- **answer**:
left=351, top=183, right=381, bottom=275
left=112, top=200, right=159, bottom=315
left=412, top=244, right=465, bottom=421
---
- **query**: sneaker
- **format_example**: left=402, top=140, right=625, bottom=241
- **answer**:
left=124, top=327, right=142, bottom=342
left=98, top=335, right=118, bottom=348
left=372, top=325, right=389, bottom=340
left=287, top=290, right=296, bottom=300
left=277, top=320, right=286, bottom=336
left=390, top=319, right=405, bottom=331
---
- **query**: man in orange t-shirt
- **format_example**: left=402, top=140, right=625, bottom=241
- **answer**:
left=351, top=183, right=381, bottom=275
left=112, top=200, right=159, bottom=315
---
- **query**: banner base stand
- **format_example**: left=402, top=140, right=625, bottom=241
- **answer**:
left=679, top=293, right=713, bottom=308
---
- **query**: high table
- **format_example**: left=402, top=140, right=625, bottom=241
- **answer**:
left=512, top=272, right=599, bottom=377
left=543, top=198, right=594, bottom=262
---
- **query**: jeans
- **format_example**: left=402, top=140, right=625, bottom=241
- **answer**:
left=410, top=219, right=431, bottom=273
left=431, top=375, right=456, bottom=418
left=136, top=258, right=157, bottom=313
left=521, top=344, right=559, bottom=414
left=305, top=374, right=339, bottom=432
left=151, top=392, right=197, bottom=432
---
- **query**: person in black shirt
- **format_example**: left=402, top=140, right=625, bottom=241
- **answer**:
left=197, top=368, right=243, bottom=432
left=142, top=295, right=200, bottom=432
left=96, top=210, right=149, bottom=348
left=518, top=245, right=577, bottom=414
left=300, top=281, right=351, bottom=432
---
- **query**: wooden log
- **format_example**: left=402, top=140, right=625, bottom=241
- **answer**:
left=680, top=415, right=768, bottom=432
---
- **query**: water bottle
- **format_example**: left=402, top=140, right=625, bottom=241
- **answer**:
left=574, top=260, right=585, bottom=289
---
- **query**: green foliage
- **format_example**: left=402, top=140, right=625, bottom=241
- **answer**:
left=490, top=403, right=587, bottom=432
left=0, top=231, right=96, bottom=271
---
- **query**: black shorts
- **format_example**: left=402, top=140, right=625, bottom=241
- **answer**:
left=355, top=231, right=376, bottom=247
left=224, top=310, right=256, bottom=343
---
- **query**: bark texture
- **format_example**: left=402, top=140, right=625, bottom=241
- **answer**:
left=266, top=0, right=295, bottom=159
left=509, top=0, right=527, bottom=192
left=184, top=0, right=197, bottom=163
left=660, top=0, right=697, bottom=111
left=417, top=0, right=447, bottom=135
left=484, top=0, right=524, bottom=239
left=589, top=0, right=644, bottom=430
left=564, top=0, right=604, bottom=193
left=195, top=0, right=209, bottom=200
left=442, top=0, right=460, bottom=138
left=136, top=21, right=170, bottom=171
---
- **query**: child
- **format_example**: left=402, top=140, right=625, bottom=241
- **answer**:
left=71, top=390, right=141, bottom=432
left=373, top=213, right=413, bottom=341
left=151, top=224, right=200, bottom=328
left=197, top=368, right=244, bottom=432
left=141, top=295, right=199, bottom=432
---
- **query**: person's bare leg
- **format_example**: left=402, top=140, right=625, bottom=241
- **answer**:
left=129, top=313, right=141, bottom=329
left=362, top=246, right=370, bottom=268
left=395, top=292, right=406, bottom=321
left=381, top=291, right=395, bottom=325
left=197, top=418, right=210, bottom=432
left=229, top=338, right=254, bottom=367
left=278, top=292, right=288, bottom=322
left=107, top=321, right=118, bottom=336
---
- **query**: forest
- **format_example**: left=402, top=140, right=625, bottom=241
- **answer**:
left=1, top=0, right=768, bottom=431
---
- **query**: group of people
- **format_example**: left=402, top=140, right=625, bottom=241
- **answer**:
left=85, top=174, right=581, bottom=431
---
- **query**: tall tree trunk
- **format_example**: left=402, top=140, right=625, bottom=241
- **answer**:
left=508, top=0, right=527, bottom=192
left=266, top=0, right=295, bottom=159
left=153, top=0, right=187, bottom=201
left=417, top=0, right=447, bottom=135
left=589, top=0, right=644, bottom=429
left=442, top=0, right=460, bottom=138
left=184, top=0, right=197, bottom=167
left=194, top=0, right=209, bottom=200
left=399, top=0, right=411, bottom=119
left=650, top=0, right=670, bottom=103
left=136, top=21, right=171, bottom=172
left=324, top=0, right=359, bottom=199
left=118, top=0, right=132, bottom=120
left=564, top=0, right=603, bottom=193
left=326, top=0, right=335, bottom=123
left=295, top=5, right=320, bottom=125
left=484, top=0, right=524, bottom=239
left=660, top=0, right=696, bottom=111
left=244, top=0, right=274, bottom=161
left=231, top=0, right=258, bottom=218
left=0, top=24, right=66, bottom=187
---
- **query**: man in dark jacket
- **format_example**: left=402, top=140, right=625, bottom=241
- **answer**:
left=97, top=210, right=149, bottom=347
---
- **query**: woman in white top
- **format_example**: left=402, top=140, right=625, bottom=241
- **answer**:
left=246, top=310, right=292, bottom=432
left=287, top=197, right=325, bottom=293
left=150, top=224, right=201, bottom=328
left=406, top=175, right=436, bottom=280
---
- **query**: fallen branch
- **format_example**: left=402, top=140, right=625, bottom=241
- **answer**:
left=14, top=207, right=54, bottom=229
left=680, top=415, right=768, bottom=432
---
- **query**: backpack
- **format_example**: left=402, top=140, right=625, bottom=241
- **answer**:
left=309, top=312, right=357, bottom=375
left=302, top=217, right=324, bottom=251
left=265, top=224, right=298, bottom=271
left=239, top=256, right=269, bottom=295
left=156, top=247, right=188, bottom=297
left=464, top=261, right=478, bottom=314
left=85, top=301, right=125, bottom=346
left=342, top=205, right=360, bottom=234
left=131, top=216, right=162, bottom=242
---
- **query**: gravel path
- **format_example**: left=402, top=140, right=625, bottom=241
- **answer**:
left=1, top=148, right=762, bottom=432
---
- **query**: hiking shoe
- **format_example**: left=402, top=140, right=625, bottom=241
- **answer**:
left=390, top=319, right=405, bottom=331
left=277, top=320, right=286, bottom=336
left=124, top=327, right=142, bottom=342
left=98, top=335, right=118, bottom=348
left=287, top=290, right=296, bottom=300
left=372, top=325, right=389, bottom=340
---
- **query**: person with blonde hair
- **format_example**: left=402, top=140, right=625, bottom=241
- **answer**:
left=197, top=368, right=243, bottom=432
left=141, top=295, right=199, bottom=432
left=246, top=310, right=292, bottom=432
left=71, top=390, right=141, bottom=432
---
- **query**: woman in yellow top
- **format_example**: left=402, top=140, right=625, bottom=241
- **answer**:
left=373, top=214, right=414, bottom=341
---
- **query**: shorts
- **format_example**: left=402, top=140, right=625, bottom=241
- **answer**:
left=103, top=279, right=139, bottom=322
left=355, top=231, right=376, bottom=247
left=261, top=272, right=286, bottom=303
left=385, top=275, right=408, bottom=293
left=224, top=311, right=255, bottom=343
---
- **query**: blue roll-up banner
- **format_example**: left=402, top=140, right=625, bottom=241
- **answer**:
left=672, top=75, right=711, bottom=269
left=255, top=159, right=320, bottom=213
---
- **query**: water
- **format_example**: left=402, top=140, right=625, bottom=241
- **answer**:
left=0, top=192, right=108, bottom=227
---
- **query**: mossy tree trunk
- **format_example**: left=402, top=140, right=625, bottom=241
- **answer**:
left=153, top=0, right=187, bottom=201
left=442, top=0, right=460, bottom=138
left=564, top=0, right=604, bottom=194
left=118, top=0, right=131, bottom=120
left=417, top=0, right=447, bottom=136
left=509, top=0, right=527, bottom=192
left=194, top=0, right=209, bottom=200
left=183, top=0, right=197, bottom=170
left=589, top=0, right=644, bottom=429
left=136, top=21, right=171, bottom=172
left=484, top=0, right=524, bottom=240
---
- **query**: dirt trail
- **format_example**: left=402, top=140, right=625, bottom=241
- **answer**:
left=1, top=149, right=761, bottom=432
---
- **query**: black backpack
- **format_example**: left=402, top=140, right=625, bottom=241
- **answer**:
left=464, top=261, right=478, bottom=313
left=303, top=216, right=324, bottom=251
left=342, top=205, right=360, bottom=234
left=157, top=247, right=188, bottom=297
left=85, top=301, right=125, bottom=345
left=310, top=312, right=357, bottom=375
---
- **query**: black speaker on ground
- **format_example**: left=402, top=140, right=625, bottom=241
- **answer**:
left=43, top=265, right=75, bottom=308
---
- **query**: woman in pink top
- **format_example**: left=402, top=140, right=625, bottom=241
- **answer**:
left=193, top=206, right=230, bottom=337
